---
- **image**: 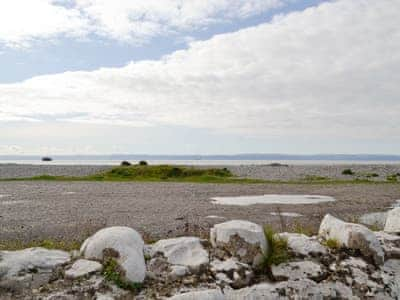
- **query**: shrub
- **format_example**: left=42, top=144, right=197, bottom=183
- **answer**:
left=365, top=173, right=379, bottom=178
left=120, top=161, right=132, bottom=166
left=262, top=226, right=289, bottom=269
left=387, top=175, right=398, bottom=182
left=342, top=169, right=355, bottom=175
left=138, top=160, right=148, bottom=166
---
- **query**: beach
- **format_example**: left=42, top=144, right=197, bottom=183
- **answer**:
left=1, top=164, right=399, bottom=243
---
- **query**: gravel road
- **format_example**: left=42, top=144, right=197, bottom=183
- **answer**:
left=1, top=181, right=399, bottom=243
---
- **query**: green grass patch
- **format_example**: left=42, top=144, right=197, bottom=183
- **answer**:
left=387, top=174, right=398, bottom=182
left=0, top=239, right=81, bottom=251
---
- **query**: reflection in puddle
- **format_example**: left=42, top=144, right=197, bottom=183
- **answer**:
left=270, top=212, right=303, bottom=217
left=210, top=194, right=335, bottom=206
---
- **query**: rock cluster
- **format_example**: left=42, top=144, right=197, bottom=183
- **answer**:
left=1, top=208, right=400, bottom=299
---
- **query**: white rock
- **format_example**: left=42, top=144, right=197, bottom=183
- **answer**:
left=168, top=289, right=225, bottom=300
left=319, top=214, right=384, bottom=265
left=210, top=258, right=240, bottom=273
left=376, top=231, right=400, bottom=259
left=359, top=212, right=387, bottom=229
left=169, top=265, right=189, bottom=279
left=151, top=237, right=209, bottom=271
left=340, top=257, right=368, bottom=270
left=210, top=220, right=267, bottom=265
left=0, top=247, right=70, bottom=279
left=65, top=259, right=103, bottom=279
left=216, top=272, right=233, bottom=284
left=271, top=261, right=326, bottom=281
left=279, top=233, right=327, bottom=256
left=381, top=259, right=400, bottom=298
left=80, top=226, right=145, bottom=283
left=384, top=208, right=400, bottom=233
left=226, top=280, right=354, bottom=299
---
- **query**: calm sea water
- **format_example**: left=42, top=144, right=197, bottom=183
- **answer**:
left=0, top=159, right=399, bottom=166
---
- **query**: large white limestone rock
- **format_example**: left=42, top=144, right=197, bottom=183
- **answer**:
left=168, top=289, right=225, bottom=300
left=151, top=237, right=209, bottom=271
left=384, top=207, right=400, bottom=233
left=210, top=220, right=267, bottom=266
left=319, top=214, right=384, bottom=265
left=80, top=226, right=145, bottom=283
left=0, top=247, right=70, bottom=279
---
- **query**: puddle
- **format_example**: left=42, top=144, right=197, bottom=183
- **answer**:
left=270, top=212, right=303, bottom=217
left=210, top=194, right=335, bottom=206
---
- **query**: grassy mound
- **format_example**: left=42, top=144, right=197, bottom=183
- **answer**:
left=92, top=165, right=234, bottom=182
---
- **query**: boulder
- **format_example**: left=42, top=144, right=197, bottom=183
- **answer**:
left=0, top=247, right=70, bottom=292
left=319, top=214, right=384, bottom=265
left=80, top=226, right=145, bottom=283
left=271, top=261, right=326, bottom=281
left=168, top=289, right=225, bottom=300
left=210, top=220, right=267, bottom=266
left=359, top=212, right=387, bottom=229
left=151, top=237, right=209, bottom=272
left=278, top=233, right=327, bottom=257
left=384, top=208, right=400, bottom=233
left=65, top=259, right=103, bottom=279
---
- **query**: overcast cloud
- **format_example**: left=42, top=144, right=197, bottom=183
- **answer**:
left=0, top=0, right=399, bottom=154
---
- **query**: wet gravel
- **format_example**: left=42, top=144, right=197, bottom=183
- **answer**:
left=1, top=180, right=399, bottom=243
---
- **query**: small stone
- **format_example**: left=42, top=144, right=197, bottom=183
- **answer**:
left=279, top=233, right=327, bottom=257
left=65, top=259, right=103, bottom=279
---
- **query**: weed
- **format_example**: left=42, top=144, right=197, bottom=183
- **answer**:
left=262, top=226, right=289, bottom=269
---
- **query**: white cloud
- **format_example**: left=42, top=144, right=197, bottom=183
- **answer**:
left=0, top=0, right=399, bottom=139
left=0, top=0, right=284, bottom=48
left=0, top=0, right=88, bottom=48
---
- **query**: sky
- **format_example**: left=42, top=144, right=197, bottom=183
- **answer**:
left=0, top=0, right=399, bottom=155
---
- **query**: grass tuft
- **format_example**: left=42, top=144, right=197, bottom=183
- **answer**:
left=262, top=226, right=289, bottom=269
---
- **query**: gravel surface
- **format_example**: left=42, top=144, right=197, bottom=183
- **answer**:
left=1, top=181, right=399, bottom=243
left=1, top=163, right=400, bottom=181
left=0, top=164, right=111, bottom=179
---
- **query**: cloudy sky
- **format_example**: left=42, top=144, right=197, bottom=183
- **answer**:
left=0, top=0, right=399, bottom=155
